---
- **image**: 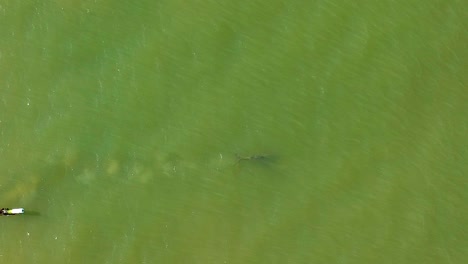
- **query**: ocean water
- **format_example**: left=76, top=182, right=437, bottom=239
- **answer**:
left=0, top=0, right=466, bottom=263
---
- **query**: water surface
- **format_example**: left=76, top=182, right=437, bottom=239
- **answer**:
left=0, top=0, right=466, bottom=263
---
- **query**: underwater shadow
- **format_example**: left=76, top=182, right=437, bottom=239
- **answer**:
left=24, top=210, right=41, bottom=216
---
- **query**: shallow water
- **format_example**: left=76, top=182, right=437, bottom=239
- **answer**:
left=0, top=0, right=467, bottom=263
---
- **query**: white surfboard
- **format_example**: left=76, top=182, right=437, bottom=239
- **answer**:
left=9, top=208, right=24, bottom=214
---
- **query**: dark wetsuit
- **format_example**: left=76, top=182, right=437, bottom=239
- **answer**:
left=1, top=208, right=12, bottom=215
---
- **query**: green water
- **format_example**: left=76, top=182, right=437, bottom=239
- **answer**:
left=0, top=0, right=466, bottom=263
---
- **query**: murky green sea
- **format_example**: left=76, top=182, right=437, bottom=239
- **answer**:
left=0, top=0, right=466, bottom=263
